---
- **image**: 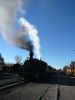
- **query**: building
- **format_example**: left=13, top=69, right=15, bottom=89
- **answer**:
left=70, top=61, right=75, bottom=76
left=63, top=61, right=75, bottom=76
left=63, top=66, right=71, bottom=75
left=0, top=63, right=5, bottom=71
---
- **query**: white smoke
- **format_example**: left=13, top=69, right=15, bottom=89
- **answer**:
left=0, top=0, right=40, bottom=59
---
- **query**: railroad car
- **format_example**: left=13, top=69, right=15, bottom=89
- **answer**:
left=18, top=51, right=56, bottom=80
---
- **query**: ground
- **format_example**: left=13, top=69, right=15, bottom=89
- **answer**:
left=0, top=73, right=75, bottom=100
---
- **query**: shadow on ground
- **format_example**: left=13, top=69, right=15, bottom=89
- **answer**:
left=34, top=74, right=75, bottom=86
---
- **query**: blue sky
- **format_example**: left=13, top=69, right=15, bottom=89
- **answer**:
left=0, top=0, right=75, bottom=69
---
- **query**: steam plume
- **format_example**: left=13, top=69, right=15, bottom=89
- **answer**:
left=0, top=0, right=40, bottom=59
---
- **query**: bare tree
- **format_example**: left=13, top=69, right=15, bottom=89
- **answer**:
left=15, top=55, right=22, bottom=64
left=0, top=53, right=4, bottom=64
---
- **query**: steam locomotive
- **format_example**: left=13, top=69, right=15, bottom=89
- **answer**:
left=18, top=51, right=49, bottom=80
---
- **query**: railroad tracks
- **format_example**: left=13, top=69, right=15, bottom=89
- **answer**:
left=0, top=79, right=24, bottom=87
left=0, top=79, right=32, bottom=95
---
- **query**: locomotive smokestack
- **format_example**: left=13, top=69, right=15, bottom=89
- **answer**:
left=29, top=50, right=33, bottom=60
